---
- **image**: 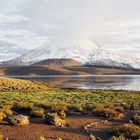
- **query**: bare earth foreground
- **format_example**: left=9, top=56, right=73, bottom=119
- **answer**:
left=0, top=112, right=136, bottom=140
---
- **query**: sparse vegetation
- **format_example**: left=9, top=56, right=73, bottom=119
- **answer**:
left=58, top=110, right=67, bottom=119
left=92, top=105, right=124, bottom=120
left=0, top=77, right=48, bottom=91
left=89, top=135, right=96, bottom=140
left=131, top=114, right=140, bottom=125
left=0, top=88, right=139, bottom=112
left=0, top=78, right=140, bottom=140
left=109, top=134, right=126, bottom=140
left=114, top=123, right=140, bottom=140
left=31, top=107, right=45, bottom=118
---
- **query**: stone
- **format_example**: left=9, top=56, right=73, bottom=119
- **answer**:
left=45, top=113, right=65, bottom=127
left=7, top=115, right=29, bottom=125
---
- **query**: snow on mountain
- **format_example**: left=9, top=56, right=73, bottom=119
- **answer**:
left=1, top=43, right=140, bottom=69
left=87, top=45, right=140, bottom=69
left=0, top=44, right=91, bottom=66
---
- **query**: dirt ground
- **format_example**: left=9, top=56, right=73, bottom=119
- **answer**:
left=0, top=112, right=136, bottom=140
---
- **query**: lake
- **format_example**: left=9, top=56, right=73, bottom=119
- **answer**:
left=4, top=75, right=140, bottom=91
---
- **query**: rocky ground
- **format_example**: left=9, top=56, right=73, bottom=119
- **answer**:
left=0, top=111, right=137, bottom=140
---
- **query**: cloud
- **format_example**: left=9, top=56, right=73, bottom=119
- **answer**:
left=0, top=13, right=28, bottom=23
left=0, top=0, right=140, bottom=61
left=0, top=0, right=49, bottom=61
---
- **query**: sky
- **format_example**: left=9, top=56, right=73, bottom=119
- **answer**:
left=0, top=0, right=140, bottom=61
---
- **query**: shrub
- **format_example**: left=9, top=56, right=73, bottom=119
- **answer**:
left=51, top=103, right=68, bottom=112
left=31, top=107, right=45, bottom=118
left=89, top=134, right=96, bottom=140
left=92, top=103, right=104, bottom=110
left=131, top=114, right=140, bottom=125
left=0, top=111, right=6, bottom=121
left=109, top=134, right=126, bottom=140
left=74, top=104, right=84, bottom=112
left=71, top=104, right=84, bottom=113
left=115, top=107, right=124, bottom=113
left=3, top=108, right=13, bottom=116
left=114, top=123, right=140, bottom=140
left=14, top=102, right=33, bottom=112
left=58, top=110, right=66, bottom=119
left=39, top=136, right=46, bottom=140
left=92, top=107, right=123, bottom=120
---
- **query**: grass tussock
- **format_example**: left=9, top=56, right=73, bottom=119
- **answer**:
left=92, top=104, right=124, bottom=120
left=114, top=123, right=140, bottom=140
left=131, top=114, right=140, bottom=125
left=31, top=107, right=45, bottom=118
left=109, top=134, right=126, bottom=140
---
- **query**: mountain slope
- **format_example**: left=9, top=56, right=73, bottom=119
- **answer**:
left=33, top=58, right=82, bottom=66
left=1, top=43, right=140, bottom=69
left=0, top=45, right=90, bottom=66
left=88, top=46, right=140, bottom=68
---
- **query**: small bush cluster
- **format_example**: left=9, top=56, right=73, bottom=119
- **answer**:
left=131, top=114, right=140, bottom=125
left=70, top=104, right=84, bottom=113
left=92, top=104, right=124, bottom=120
left=31, top=107, right=45, bottom=118
left=109, top=134, right=126, bottom=140
left=51, top=103, right=68, bottom=112
left=14, top=102, right=33, bottom=112
left=114, top=123, right=140, bottom=140
left=58, top=110, right=66, bottom=119
left=89, top=135, right=96, bottom=140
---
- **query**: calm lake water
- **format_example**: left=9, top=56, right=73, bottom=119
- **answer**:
left=4, top=75, right=140, bottom=91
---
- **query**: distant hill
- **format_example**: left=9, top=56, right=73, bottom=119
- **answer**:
left=33, top=58, right=82, bottom=67
left=0, top=65, right=140, bottom=76
left=1, top=44, right=140, bottom=69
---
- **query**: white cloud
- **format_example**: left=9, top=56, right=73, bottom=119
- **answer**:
left=0, top=13, right=28, bottom=23
left=0, top=0, right=140, bottom=60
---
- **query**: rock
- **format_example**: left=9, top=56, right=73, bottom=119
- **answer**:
left=45, top=113, right=65, bottom=127
left=0, top=112, right=6, bottom=121
left=7, top=115, right=29, bottom=125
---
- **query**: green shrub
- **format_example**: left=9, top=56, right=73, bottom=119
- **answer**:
left=115, top=107, right=124, bottom=113
left=58, top=110, right=66, bottom=119
left=71, top=104, right=84, bottom=113
left=131, top=114, right=140, bottom=125
left=31, top=107, right=45, bottom=118
left=114, top=123, right=140, bottom=140
left=3, top=108, right=13, bottom=116
left=51, top=103, right=68, bottom=112
left=15, top=102, right=34, bottom=111
left=92, top=106, right=123, bottom=120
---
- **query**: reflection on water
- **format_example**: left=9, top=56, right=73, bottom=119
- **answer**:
left=7, top=75, right=140, bottom=91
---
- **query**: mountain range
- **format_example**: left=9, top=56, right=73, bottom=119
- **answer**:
left=0, top=43, right=140, bottom=69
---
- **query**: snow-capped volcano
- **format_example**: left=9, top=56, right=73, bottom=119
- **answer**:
left=1, top=42, right=140, bottom=69
left=88, top=45, right=140, bottom=68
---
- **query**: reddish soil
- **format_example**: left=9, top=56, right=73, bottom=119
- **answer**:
left=0, top=111, right=136, bottom=140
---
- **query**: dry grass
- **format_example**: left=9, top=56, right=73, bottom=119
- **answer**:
left=114, top=123, right=140, bottom=140
left=0, top=77, right=48, bottom=91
